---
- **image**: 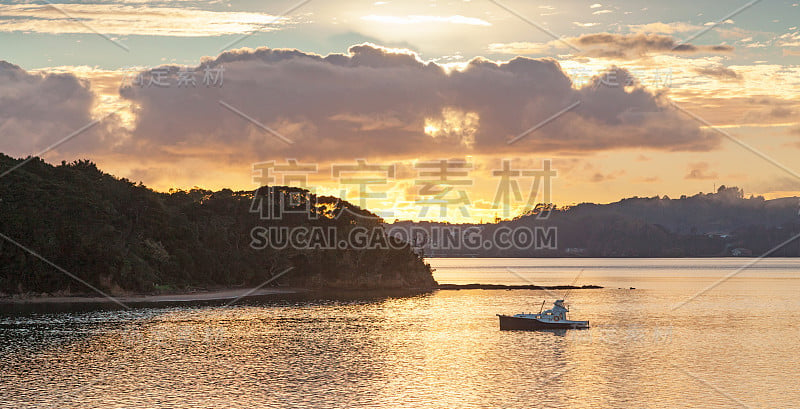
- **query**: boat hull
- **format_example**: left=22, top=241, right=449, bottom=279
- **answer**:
left=497, top=315, right=589, bottom=330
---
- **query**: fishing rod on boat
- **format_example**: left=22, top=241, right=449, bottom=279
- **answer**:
left=538, top=299, right=546, bottom=314
left=563, top=269, right=585, bottom=301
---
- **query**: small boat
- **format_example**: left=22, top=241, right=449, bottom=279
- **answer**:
left=497, top=299, right=589, bottom=330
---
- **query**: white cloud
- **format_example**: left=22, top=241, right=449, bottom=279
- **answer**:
left=488, top=42, right=552, bottom=55
left=360, top=15, right=491, bottom=26
left=628, top=22, right=703, bottom=34
left=0, top=4, right=289, bottom=37
left=777, top=30, right=800, bottom=47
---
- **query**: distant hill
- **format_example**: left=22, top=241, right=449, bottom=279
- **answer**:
left=0, top=154, right=435, bottom=296
left=391, top=186, right=800, bottom=257
left=563, top=187, right=797, bottom=235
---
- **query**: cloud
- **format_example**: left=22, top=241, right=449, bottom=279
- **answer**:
left=360, top=15, right=491, bottom=26
left=110, top=44, right=718, bottom=164
left=572, top=33, right=734, bottom=59
left=0, top=44, right=721, bottom=171
left=777, top=30, right=800, bottom=47
left=488, top=33, right=732, bottom=59
left=693, top=65, right=742, bottom=81
left=0, top=61, right=112, bottom=157
left=590, top=170, right=625, bottom=182
left=685, top=162, right=718, bottom=180
left=488, top=42, right=551, bottom=55
left=0, top=3, right=289, bottom=37
left=628, top=22, right=702, bottom=34
left=729, top=96, right=800, bottom=124
left=770, top=107, right=794, bottom=118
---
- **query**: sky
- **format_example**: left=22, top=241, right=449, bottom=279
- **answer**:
left=1, top=0, right=799, bottom=222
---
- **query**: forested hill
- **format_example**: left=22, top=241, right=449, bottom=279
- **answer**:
left=0, top=154, right=435, bottom=296
left=392, top=186, right=800, bottom=258
left=529, top=186, right=800, bottom=257
left=561, top=186, right=798, bottom=235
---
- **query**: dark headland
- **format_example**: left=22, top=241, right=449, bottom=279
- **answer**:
left=0, top=155, right=436, bottom=298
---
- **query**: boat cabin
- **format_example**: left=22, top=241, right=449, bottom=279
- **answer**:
left=513, top=300, right=570, bottom=322
left=537, top=299, right=569, bottom=322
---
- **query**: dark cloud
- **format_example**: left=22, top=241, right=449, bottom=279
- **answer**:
left=116, top=44, right=719, bottom=163
left=0, top=61, right=105, bottom=157
left=0, top=44, right=721, bottom=167
left=685, top=162, right=718, bottom=180
left=589, top=169, right=626, bottom=183
left=693, top=65, right=742, bottom=81
left=738, top=97, right=799, bottom=123
left=571, top=33, right=733, bottom=59
left=770, top=106, right=794, bottom=118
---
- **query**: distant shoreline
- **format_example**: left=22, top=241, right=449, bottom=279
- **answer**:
left=436, top=284, right=602, bottom=290
left=422, top=255, right=781, bottom=258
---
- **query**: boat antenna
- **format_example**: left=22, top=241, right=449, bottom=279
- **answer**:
left=539, top=299, right=546, bottom=314
left=563, top=269, right=585, bottom=300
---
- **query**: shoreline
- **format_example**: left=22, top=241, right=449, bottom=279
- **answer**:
left=0, top=283, right=602, bottom=305
left=0, top=287, right=304, bottom=305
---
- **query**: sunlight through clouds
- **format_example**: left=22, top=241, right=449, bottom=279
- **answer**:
left=360, top=15, right=491, bottom=26
left=424, top=108, right=480, bottom=149
left=1, top=0, right=799, bottom=205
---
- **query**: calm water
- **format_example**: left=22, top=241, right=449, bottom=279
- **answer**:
left=1, top=258, right=799, bottom=408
